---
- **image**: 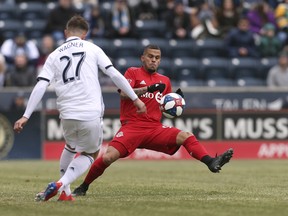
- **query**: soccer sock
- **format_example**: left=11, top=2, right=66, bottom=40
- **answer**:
left=59, top=146, right=76, bottom=177
left=59, top=146, right=76, bottom=194
left=183, top=136, right=209, bottom=161
left=83, top=157, right=110, bottom=185
left=59, top=154, right=94, bottom=194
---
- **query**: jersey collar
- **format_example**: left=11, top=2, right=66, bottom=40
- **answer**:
left=65, top=36, right=81, bottom=43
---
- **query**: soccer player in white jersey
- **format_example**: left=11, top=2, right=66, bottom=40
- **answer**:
left=13, top=15, right=146, bottom=201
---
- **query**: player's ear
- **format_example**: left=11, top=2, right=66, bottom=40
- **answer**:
left=81, top=32, right=87, bottom=40
left=64, top=29, right=68, bottom=38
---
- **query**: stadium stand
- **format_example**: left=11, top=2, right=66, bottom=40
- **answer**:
left=0, top=20, right=23, bottom=39
left=168, top=39, right=196, bottom=58
left=114, top=57, right=141, bottom=74
left=0, top=0, right=283, bottom=88
left=17, top=2, right=48, bottom=20
left=0, top=3, right=17, bottom=20
left=111, top=38, right=142, bottom=59
left=134, top=19, right=166, bottom=38
left=229, top=57, right=261, bottom=80
left=172, top=57, right=201, bottom=81
left=201, top=57, right=230, bottom=80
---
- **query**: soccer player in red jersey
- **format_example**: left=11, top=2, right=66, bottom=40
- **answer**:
left=72, top=44, right=233, bottom=196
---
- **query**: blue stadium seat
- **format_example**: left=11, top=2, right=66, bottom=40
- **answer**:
left=179, top=79, right=204, bottom=87
left=259, top=57, right=278, bottom=80
left=201, top=57, right=230, bottom=80
left=141, top=38, right=171, bottom=58
left=157, top=57, right=173, bottom=78
left=205, top=78, right=235, bottom=87
left=0, top=20, right=23, bottom=39
left=17, top=2, right=48, bottom=20
left=0, top=4, right=18, bottom=20
left=236, top=77, right=267, bottom=87
left=195, top=38, right=227, bottom=58
left=229, top=57, right=261, bottom=79
left=172, top=57, right=201, bottom=81
left=92, top=38, right=114, bottom=58
left=135, top=19, right=166, bottom=38
left=114, top=57, right=141, bottom=74
left=23, top=20, right=46, bottom=39
left=112, top=38, right=142, bottom=58
left=168, top=39, right=196, bottom=58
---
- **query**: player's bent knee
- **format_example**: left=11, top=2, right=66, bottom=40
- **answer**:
left=177, top=131, right=194, bottom=145
left=102, top=153, right=119, bottom=165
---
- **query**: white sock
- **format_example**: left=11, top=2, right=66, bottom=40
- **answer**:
left=59, top=146, right=76, bottom=177
left=59, top=146, right=76, bottom=194
left=59, top=154, right=94, bottom=194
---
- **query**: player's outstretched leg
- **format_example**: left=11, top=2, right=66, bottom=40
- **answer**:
left=72, top=183, right=89, bottom=196
left=208, top=148, right=234, bottom=173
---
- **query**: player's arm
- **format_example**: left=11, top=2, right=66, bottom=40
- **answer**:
left=103, top=66, right=146, bottom=113
left=119, top=83, right=166, bottom=100
left=14, top=79, right=49, bottom=133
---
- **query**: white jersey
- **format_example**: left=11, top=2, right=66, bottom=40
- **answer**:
left=38, top=36, right=112, bottom=120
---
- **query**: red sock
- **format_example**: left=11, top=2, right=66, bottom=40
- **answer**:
left=84, top=157, right=109, bottom=185
left=183, top=136, right=209, bottom=160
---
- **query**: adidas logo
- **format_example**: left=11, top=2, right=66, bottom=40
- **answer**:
left=140, top=80, right=146, bottom=85
left=116, top=131, right=124, bottom=137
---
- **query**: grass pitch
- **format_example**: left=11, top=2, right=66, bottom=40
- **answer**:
left=0, top=159, right=287, bottom=216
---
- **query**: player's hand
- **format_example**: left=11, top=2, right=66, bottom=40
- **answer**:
left=175, top=88, right=184, bottom=98
left=14, top=117, right=28, bottom=133
left=133, top=98, right=147, bottom=114
left=147, top=83, right=166, bottom=93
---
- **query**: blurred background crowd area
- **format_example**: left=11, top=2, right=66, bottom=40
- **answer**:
left=1, top=0, right=288, bottom=88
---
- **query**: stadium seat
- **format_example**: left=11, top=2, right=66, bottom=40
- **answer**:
left=135, top=19, right=166, bottom=38
left=172, top=57, right=201, bottom=81
left=141, top=38, right=171, bottom=58
left=179, top=79, right=204, bottom=87
left=0, top=4, right=18, bottom=20
left=0, top=20, right=23, bottom=39
left=168, top=39, right=196, bottom=58
left=157, top=57, right=173, bottom=77
left=229, top=57, right=261, bottom=79
left=201, top=57, right=230, bottom=80
left=114, top=57, right=141, bottom=74
left=92, top=38, right=114, bottom=58
left=112, top=38, right=142, bottom=59
left=17, top=2, right=48, bottom=20
left=205, top=78, right=235, bottom=87
left=259, top=57, right=278, bottom=80
left=23, top=20, right=46, bottom=39
left=195, top=38, right=227, bottom=58
left=236, top=77, right=267, bottom=87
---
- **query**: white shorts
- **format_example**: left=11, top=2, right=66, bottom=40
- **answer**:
left=61, top=118, right=103, bottom=153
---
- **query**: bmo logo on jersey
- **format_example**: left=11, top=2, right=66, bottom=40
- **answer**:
left=141, top=92, right=162, bottom=103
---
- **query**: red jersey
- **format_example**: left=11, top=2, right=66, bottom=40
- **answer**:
left=120, top=66, right=172, bottom=124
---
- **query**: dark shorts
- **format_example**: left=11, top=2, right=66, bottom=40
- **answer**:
left=109, top=122, right=181, bottom=157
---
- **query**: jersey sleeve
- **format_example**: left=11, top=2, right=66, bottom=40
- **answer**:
left=37, top=55, right=55, bottom=83
left=96, top=48, right=113, bottom=72
left=123, top=68, right=136, bottom=88
left=166, top=78, right=172, bottom=93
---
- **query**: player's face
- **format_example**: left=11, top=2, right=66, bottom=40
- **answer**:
left=141, top=49, right=161, bottom=73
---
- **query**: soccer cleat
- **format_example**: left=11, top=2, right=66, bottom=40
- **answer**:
left=71, top=184, right=88, bottom=197
left=58, top=191, right=75, bottom=201
left=208, top=148, right=234, bottom=173
left=35, top=191, right=45, bottom=202
left=42, top=182, right=63, bottom=201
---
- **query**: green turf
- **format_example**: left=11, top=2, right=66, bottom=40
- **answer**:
left=0, top=160, right=287, bottom=216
